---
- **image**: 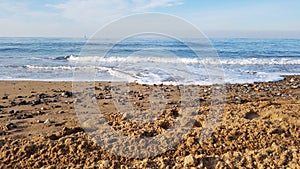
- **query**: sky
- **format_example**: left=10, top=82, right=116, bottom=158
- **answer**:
left=0, top=0, right=300, bottom=38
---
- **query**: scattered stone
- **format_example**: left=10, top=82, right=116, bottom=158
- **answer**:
left=5, top=123, right=17, bottom=130
left=197, top=97, right=205, bottom=102
left=0, top=130, right=5, bottom=135
left=17, top=100, right=28, bottom=106
left=37, top=120, right=44, bottom=123
left=38, top=93, right=51, bottom=98
left=52, top=104, right=62, bottom=108
left=58, top=110, right=65, bottom=114
left=96, top=93, right=104, bottom=99
left=31, top=99, right=41, bottom=106
left=61, top=91, right=72, bottom=98
left=64, top=100, right=72, bottom=104
left=16, top=113, right=33, bottom=119
left=105, top=95, right=112, bottom=99
left=2, top=95, right=8, bottom=99
left=127, top=90, right=134, bottom=94
left=44, top=119, right=53, bottom=125
left=10, top=101, right=16, bottom=106
left=291, top=85, right=298, bottom=89
left=104, top=86, right=111, bottom=91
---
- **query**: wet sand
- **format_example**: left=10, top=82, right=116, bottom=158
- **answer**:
left=0, top=76, right=299, bottom=168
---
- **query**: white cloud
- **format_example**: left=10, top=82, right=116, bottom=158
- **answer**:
left=134, top=0, right=184, bottom=11
left=0, top=0, right=183, bottom=37
left=50, top=0, right=128, bottom=23
left=0, top=0, right=184, bottom=37
left=50, top=0, right=184, bottom=23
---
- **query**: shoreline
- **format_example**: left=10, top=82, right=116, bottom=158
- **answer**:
left=0, top=75, right=299, bottom=168
left=0, top=74, right=294, bottom=84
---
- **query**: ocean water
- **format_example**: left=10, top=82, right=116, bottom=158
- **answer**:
left=0, top=37, right=300, bottom=85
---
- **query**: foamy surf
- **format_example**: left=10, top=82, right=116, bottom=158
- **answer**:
left=1, top=37, right=300, bottom=85
left=66, top=55, right=300, bottom=65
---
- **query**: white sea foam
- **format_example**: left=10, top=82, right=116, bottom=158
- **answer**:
left=25, top=65, right=75, bottom=70
left=67, top=55, right=300, bottom=65
left=24, top=65, right=111, bottom=71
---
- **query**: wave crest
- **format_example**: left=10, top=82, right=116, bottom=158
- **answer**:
left=66, top=55, right=300, bottom=65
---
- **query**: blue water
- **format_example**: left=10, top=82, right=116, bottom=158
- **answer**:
left=0, top=37, right=300, bottom=84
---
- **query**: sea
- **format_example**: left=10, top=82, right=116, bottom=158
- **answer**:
left=0, top=37, right=300, bottom=85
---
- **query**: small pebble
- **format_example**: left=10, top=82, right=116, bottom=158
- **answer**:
left=105, top=96, right=112, bottom=99
left=5, top=123, right=17, bottom=130
left=44, top=119, right=53, bottom=125
left=58, top=110, right=65, bottom=114
left=61, top=91, right=72, bottom=98
left=37, top=120, right=44, bottom=123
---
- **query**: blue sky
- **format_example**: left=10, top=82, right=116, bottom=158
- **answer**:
left=0, top=0, right=299, bottom=37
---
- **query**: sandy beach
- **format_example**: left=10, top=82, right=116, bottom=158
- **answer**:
left=0, top=75, right=299, bottom=168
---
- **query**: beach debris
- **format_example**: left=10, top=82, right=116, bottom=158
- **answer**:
left=291, top=85, right=299, bottom=89
left=16, top=113, right=33, bottom=119
left=61, top=91, right=72, bottom=98
left=10, top=101, right=17, bottom=106
left=9, top=110, right=15, bottom=114
left=37, top=119, right=44, bottom=123
left=127, top=90, right=134, bottom=95
left=105, top=95, right=112, bottom=99
left=38, top=93, right=51, bottom=99
left=52, top=104, right=62, bottom=108
left=197, top=97, right=205, bottom=102
left=44, top=119, right=53, bottom=125
left=104, top=86, right=111, bottom=91
left=31, top=99, right=41, bottom=106
left=58, top=110, right=65, bottom=114
left=5, top=123, right=17, bottom=130
left=17, top=100, right=28, bottom=106
left=96, top=93, right=104, bottom=99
